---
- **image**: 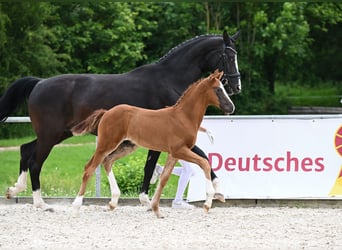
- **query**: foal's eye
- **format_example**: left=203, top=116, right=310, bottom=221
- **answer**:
left=216, top=88, right=222, bottom=93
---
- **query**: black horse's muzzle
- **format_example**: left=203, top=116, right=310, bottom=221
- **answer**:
left=221, top=73, right=241, bottom=96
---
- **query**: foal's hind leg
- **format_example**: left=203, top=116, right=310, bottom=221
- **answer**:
left=73, top=152, right=107, bottom=211
left=102, top=141, right=138, bottom=210
left=73, top=134, right=122, bottom=211
left=151, top=154, right=177, bottom=218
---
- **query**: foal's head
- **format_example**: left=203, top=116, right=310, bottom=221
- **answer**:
left=205, top=70, right=235, bottom=114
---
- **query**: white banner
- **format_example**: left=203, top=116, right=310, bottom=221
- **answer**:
left=187, top=115, right=342, bottom=201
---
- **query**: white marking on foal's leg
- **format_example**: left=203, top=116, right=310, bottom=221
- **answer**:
left=107, top=170, right=120, bottom=210
left=33, top=190, right=53, bottom=212
left=72, top=195, right=84, bottom=216
left=6, top=171, right=28, bottom=198
left=203, top=179, right=215, bottom=212
left=72, top=195, right=84, bottom=210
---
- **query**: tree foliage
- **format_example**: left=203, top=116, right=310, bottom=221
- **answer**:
left=0, top=2, right=340, bottom=116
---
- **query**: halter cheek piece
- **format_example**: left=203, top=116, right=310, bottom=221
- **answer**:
left=220, top=46, right=240, bottom=87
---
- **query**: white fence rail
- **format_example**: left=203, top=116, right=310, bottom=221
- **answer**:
left=5, top=117, right=31, bottom=123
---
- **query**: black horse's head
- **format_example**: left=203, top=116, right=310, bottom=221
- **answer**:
left=219, top=30, right=241, bottom=96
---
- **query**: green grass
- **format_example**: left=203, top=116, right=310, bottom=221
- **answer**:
left=275, top=82, right=342, bottom=107
left=0, top=135, right=179, bottom=199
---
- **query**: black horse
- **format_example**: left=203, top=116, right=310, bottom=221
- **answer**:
left=0, top=30, right=241, bottom=211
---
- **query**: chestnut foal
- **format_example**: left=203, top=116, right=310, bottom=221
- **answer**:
left=71, top=70, right=234, bottom=218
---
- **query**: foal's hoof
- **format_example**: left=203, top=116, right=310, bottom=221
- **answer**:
left=153, top=209, right=165, bottom=219
left=5, top=188, right=14, bottom=199
left=5, top=190, right=12, bottom=199
left=44, top=207, right=54, bottom=212
left=203, top=204, right=210, bottom=213
left=108, top=201, right=117, bottom=210
left=214, top=193, right=226, bottom=203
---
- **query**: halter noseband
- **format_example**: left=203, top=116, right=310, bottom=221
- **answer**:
left=220, top=46, right=240, bottom=87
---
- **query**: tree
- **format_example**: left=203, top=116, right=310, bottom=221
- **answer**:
left=0, top=2, right=63, bottom=87
left=0, top=2, right=340, bottom=118
left=237, top=2, right=311, bottom=94
left=50, top=2, right=155, bottom=74
left=303, top=2, right=342, bottom=82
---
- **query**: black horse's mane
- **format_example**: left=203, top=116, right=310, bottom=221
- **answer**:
left=157, top=34, right=221, bottom=63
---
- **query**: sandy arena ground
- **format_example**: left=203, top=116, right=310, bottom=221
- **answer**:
left=0, top=201, right=342, bottom=250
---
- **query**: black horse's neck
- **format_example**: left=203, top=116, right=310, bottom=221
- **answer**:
left=129, top=35, right=225, bottom=97
left=154, top=35, right=224, bottom=86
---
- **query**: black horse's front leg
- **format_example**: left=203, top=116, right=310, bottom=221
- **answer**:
left=191, top=145, right=218, bottom=180
left=191, top=145, right=225, bottom=202
left=139, top=150, right=161, bottom=207
left=140, top=150, right=161, bottom=194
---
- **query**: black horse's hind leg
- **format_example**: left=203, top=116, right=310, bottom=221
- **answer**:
left=6, top=139, right=37, bottom=199
left=28, top=131, right=72, bottom=211
left=7, top=127, right=72, bottom=211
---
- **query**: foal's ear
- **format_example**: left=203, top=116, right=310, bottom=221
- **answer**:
left=216, top=70, right=224, bottom=79
left=210, top=69, right=223, bottom=80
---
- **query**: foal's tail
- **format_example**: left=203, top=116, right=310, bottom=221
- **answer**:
left=0, top=76, right=42, bottom=122
left=71, top=109, right=107, bottom=136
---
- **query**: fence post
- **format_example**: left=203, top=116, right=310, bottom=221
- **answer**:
left=95, top=136, right=101, bottom=197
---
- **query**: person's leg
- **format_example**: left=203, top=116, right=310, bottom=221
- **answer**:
left=172, top=160, right=195, bottom=209
left=174, top=160, right=193, bottom=201
left=150, top=164, right=183, bottom=184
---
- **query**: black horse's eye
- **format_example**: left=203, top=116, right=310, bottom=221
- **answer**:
left=221, top=78, right=228, bottom=86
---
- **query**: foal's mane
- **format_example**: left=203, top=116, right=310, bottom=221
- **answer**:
left=157, top=34, right=221, bottom=63
left=173, top=77, right=208, bottom=108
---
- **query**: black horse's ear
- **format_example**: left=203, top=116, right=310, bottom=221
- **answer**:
left=223, top=30, right=231, bottom=46
left=230, top=30, right=241, bottom=43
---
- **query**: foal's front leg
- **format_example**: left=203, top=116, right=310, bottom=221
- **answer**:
left=175, top=149, right=215, bottom=212
left=151, top=155, right=177, bottom=218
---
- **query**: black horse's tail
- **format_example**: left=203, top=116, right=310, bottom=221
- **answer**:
left=0, top=76, right=42, bottom=122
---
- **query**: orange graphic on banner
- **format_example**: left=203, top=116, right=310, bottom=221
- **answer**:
left=335, top=127, right=342, bottom=157
left=329, top=166, right=342, bottom=196
left=329, top=126, right=342, bottom=196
